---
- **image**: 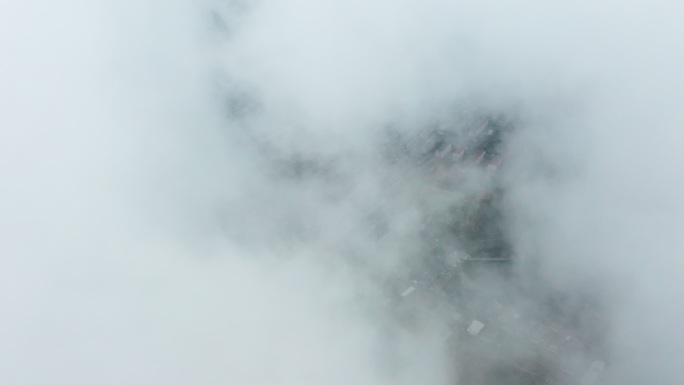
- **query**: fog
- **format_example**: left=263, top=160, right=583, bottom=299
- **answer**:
left=1, top=0, right=683, bottom=384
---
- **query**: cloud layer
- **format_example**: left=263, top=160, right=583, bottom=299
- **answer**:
left=1, top=0, right=683, bottom=384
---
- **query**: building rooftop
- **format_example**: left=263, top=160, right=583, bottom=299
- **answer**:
left=467, top=319, right=486, bottom=336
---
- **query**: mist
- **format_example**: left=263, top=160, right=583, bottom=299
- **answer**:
left=1, top=0, right=684, bottom=384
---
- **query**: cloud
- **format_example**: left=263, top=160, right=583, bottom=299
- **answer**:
left=2, top=0, right=684, bottom=384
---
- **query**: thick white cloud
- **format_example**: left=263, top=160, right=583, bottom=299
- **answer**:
left=2, top=0, right=684, bottom=384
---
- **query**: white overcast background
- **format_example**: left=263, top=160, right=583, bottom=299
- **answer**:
left=1, top=0, right=683, bottom=384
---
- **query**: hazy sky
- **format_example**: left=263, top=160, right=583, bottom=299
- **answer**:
left=1, top=0, right=684, bottom=384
